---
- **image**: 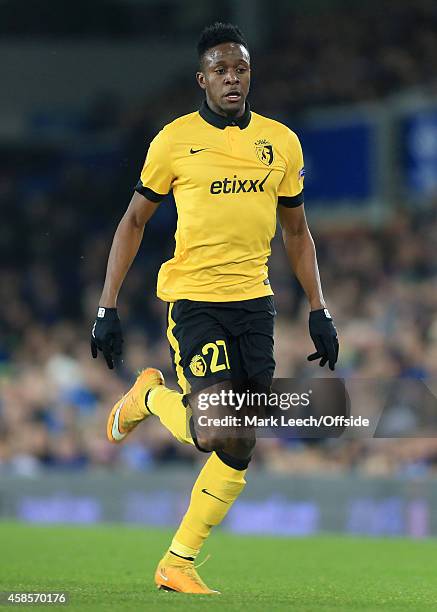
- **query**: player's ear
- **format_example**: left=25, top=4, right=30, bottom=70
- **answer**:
left=196, top=71, right=206, bottom=90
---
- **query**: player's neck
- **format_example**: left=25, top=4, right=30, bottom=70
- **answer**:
left=205, top=98, right=245, bottom=119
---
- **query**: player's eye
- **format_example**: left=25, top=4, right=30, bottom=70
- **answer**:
left=237, top=67, right=247, bottom=73
left=215, top=68, right=225, bottom=74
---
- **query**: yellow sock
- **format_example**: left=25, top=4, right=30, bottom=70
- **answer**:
left=170, top=452, right=247, bottom=558
left=148, top=385, right=193, bottom=445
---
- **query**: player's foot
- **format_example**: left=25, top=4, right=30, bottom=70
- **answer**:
left=154, top=551, right=220, bottom=594
left=106, top=368, right=164, bottom=443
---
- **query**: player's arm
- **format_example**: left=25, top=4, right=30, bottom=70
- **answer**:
left=278, top=203, right=339, bottom=370
left=278, top=129, right=339, bottom=370
left=91, top=128, right=173, bottom=369
left=278, top=203, right=324, bottom=311
left=90, top=192, right=159, bottom=369
left=99, top=192, right=159, bottom=308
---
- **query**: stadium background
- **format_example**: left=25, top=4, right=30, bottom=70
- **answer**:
left=1, top=0, right=437, bottom=537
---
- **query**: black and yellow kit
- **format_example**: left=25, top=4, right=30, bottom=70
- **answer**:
left=166, top=296, right=276, bottom=394
left=136, top=102, right=305, bottom=392
left=136, top=101, right=304, bottom=303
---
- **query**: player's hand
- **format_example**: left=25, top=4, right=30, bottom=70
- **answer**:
left=307, top=308, right=339, bottom=371
left=90, top=307, right=123, bottom=370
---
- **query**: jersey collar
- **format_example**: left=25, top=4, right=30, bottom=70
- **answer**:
left=199, top=100, right=251, bottom=130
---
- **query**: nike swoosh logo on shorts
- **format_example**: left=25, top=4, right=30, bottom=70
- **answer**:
left=190, top=147, right=207, bottom=154
left=112, top=401, right=126, bottom=441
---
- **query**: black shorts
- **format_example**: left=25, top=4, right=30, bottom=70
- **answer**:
left=166, top=296, right=276, bottom=395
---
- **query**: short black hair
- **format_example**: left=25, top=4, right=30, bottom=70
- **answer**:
left=197, top=22, right=248, bottom=65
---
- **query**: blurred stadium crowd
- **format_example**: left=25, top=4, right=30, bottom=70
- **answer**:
left=257, top=0, right=437, bottom=115
left=1, top=0, right=436, bottom=475
left=1, top=0, right=437, bottom=113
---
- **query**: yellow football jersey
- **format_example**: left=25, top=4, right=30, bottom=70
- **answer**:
left=136, top=102, right=304, bottom=303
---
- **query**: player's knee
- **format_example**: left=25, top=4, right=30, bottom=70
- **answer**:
left=195, top=433, right=228, bottom=453
left=223, top=435, right=256, bottom=459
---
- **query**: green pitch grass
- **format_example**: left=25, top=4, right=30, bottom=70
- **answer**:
left=1, top=522, right=437, bottom=611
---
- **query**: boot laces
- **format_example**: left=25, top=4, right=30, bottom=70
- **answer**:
left=194, top=554, right=211, bottom=570
left=180, top=554, right=211, bottom=585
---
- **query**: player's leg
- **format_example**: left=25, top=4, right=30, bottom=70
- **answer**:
left=146, top=301, right=229, bottom=446
left=158, top=301, right=275, bottom=457
left=156, top=354, right=255, bottom=593
left=186, top=301, right=276, bottom=461
left=106, top=302, right=196, bottom=446
left=166, top=302, right=277, bottom=576
left=156, top=449, right=249, bottom=593
left=155, top=440, right=247, bottom=594
left=162, top=328, right=268, bottom=575
left=154, top=306, right=255, bottom=592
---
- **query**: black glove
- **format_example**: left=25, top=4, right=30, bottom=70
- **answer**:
left=90, top=307, right=123, bottom=370
left=307, top=308, right=339, bottom=371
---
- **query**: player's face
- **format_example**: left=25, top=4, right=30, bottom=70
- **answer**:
left=196, top=42, right=251, bottom=117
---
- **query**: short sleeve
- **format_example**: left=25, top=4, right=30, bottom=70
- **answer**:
left=135, top=129, right=174, bottom=202
left=277, top=131, right=305, bottom=208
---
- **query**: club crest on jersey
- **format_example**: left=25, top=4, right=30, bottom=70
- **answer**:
left=255, top=139, right=274, bottom=166
left=189, top=354, right=207, bottom=377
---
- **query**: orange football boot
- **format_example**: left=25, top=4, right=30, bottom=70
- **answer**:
left=106, top=368, right=164, bottom=443
left=154, top=552, right=220, bottom=595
